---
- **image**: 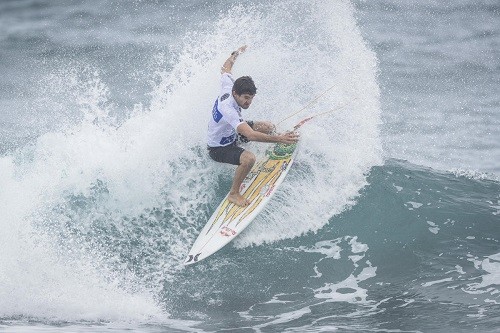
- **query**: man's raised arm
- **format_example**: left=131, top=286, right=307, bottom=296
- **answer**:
left=221, top=45, right=247, bottom=74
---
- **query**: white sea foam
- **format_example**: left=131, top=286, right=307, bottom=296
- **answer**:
left=0, top=73, right=173, bottom=323
left=406, top=201, right=423, bottom=210
left=229, top=0, right=382, bottom=247
left=426, top=221, right=440, bottom=234
left=464, top=253, right=500, bottom=296
left=290, top=236, right=376, bottom=304
left=393, top=184, right=403, bottom=192
left=0, top=53, right=215, bottom=323
left=449, top=168, right=499, bottom=182
left=488, top=199, right=500, bottom=216
left=238, top=235, right=376, bottom=332
left=0, top=0, right=380, bottom=323
left=421, top=277, right=453, bottom=287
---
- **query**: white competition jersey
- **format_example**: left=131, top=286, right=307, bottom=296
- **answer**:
left=207, top=73, right=245, bottom=147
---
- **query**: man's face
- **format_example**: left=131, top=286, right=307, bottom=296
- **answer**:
left=233, top=92, right=254, bottom=109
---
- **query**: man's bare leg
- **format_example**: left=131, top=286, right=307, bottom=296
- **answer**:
left=228, top=150, right=256, bottom=207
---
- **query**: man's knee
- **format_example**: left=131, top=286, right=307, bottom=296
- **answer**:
left=253, top=121, right=275, bottom=134
left=240, top=151, right=256, bottom=167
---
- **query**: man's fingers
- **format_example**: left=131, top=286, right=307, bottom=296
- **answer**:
left=283, top=132, right=299, bottom=143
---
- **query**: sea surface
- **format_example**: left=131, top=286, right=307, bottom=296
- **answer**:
left=0, top=0, right=499, bottom=332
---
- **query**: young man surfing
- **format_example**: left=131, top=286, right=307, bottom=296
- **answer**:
left=207, top=45, right=299, bottom=207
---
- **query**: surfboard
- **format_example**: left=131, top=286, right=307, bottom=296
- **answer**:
left=184, top=139, right=299, bottom=265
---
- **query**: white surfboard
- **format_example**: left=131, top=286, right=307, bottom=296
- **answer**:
left=184, top=139, right=299, bottom=265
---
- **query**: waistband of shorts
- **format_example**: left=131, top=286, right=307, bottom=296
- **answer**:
left=207, top=141, right=237, bottom=150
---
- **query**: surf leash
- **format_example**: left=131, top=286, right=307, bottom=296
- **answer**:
left=276, top=83, right=337, bottom=126
left=292, top=99, right=355, bottom=131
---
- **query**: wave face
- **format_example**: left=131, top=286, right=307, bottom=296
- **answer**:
left=0, top=0, right=498, bottom=332
left=163, top=159, right=500, bottom=332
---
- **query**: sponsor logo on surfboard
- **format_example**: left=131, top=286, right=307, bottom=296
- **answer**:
left=267, top=143, right=297, bottom=160
left=220, top=226, right=237, bottom=237
left=186, top=253, right=202, bottom=263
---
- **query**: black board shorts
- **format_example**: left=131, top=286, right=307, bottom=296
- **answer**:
left=207, top=121, right=254, bottom=165
left=208, top=142, right=245, bottom=165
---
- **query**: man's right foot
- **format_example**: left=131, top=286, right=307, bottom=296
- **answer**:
left=228, top=193, right=250, bottom=207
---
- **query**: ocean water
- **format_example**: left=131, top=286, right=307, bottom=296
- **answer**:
left=0, top=0, right=499, bottom=332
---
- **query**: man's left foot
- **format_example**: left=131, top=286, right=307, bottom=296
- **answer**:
left=228, top=192, right=250, bottom=207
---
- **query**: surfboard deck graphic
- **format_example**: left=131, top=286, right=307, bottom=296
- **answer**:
left=184, top=140, right=299, bottom=265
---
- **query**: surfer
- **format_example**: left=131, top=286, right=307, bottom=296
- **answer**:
left=207, top=45, right=299, bottom=207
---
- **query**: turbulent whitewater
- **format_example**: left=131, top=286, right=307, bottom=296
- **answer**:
left=0, top=0, right=498, bottom=332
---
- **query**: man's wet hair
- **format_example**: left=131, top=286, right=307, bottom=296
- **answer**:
left=233, top=76, right=257, bottom=96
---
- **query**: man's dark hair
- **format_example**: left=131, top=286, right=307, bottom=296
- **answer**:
left=233, top=76, right=257, bottom=96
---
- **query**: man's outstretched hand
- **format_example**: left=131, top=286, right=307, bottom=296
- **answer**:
left=278, top=132, right=300, bottom=144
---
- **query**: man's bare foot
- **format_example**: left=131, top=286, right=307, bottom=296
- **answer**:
left=228, top=192, right=250, bottom=207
